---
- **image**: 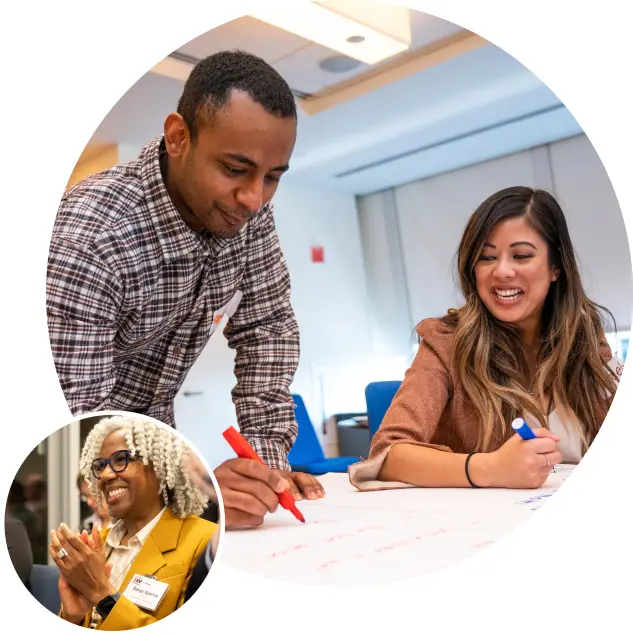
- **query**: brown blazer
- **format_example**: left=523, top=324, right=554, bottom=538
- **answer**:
left=349, top=317, right=618, bottom=490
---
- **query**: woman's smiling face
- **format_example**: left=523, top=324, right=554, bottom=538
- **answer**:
left=95, top=430, right=161, bottom=519
left=474, top=216, right=560, bottom=332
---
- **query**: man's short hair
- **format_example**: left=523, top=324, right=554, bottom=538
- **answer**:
left=177, top=49, right=297, bottom=140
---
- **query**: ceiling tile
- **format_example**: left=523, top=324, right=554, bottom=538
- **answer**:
left=274, top=42, right=371, bottom=94
left=176, top=16, right=310, bottom=65
left=408, top=10, right=466, bottom=48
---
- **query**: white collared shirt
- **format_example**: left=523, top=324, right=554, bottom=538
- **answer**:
left=105, top=506, right=167, bottom=590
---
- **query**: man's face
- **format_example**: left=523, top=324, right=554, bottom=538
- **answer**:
left=166, top=90, right=297, bottom=238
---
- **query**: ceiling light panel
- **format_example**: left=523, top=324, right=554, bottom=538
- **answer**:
left=249, top=3, right=411, bottom=64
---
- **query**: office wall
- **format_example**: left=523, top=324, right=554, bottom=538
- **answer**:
left=357, top=190, right=412, bottom=357
left=175, top=177, right=373, bottom=468
left=548, top=134, right=632, bottom=329
left=395, top=147, right=541, bottom=326
left=66, top=144, right=118, bottom=189
left=358, top=133, right=632, bottom=361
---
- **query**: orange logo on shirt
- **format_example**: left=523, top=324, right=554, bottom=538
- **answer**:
left=213, top=313, right=224, bottom=325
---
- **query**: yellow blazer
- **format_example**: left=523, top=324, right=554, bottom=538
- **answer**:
left=82, top=508, right=217, bottom=630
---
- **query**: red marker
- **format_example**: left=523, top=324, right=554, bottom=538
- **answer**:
left=222, top=426, right=305, bottom=523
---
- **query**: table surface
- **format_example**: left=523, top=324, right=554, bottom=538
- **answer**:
left=219, top=465, right=574, bottom=586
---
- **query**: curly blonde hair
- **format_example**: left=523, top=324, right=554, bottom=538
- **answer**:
left=79, top=414, right=209, bottom=518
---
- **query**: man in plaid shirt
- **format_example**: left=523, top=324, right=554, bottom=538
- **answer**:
left=47, top=50, right=324, bottom=529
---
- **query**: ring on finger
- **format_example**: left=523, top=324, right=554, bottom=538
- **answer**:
left=57, top=547, right=69, bottom=559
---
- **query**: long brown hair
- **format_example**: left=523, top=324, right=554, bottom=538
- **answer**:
left=438, top=186, right=619, bottom=453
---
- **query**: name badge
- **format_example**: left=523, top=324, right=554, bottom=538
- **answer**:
left=123, top=574, right=169, bottom=611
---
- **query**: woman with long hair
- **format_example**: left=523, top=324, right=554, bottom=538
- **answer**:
left=349, top=186, right=623, bottom=491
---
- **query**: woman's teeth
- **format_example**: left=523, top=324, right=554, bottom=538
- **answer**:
left=107, top=488, right=127, bottom=501
left=494, top=288, right=523, bottom=301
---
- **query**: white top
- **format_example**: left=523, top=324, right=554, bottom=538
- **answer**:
left=524, top=355, right=623, bottom=464
left=524, top=410, right=583, bottom=463
left=548, top=411, right=583, bottom=462
left=105, top=506, right=167, bottom=590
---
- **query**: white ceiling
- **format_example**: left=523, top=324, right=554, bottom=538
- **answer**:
left=175, top=11, right=463, bottom=95
left=90, top=9, right=581, bottom=195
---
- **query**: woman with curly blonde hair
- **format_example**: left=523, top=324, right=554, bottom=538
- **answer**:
left=49, top=414, right=218, bottom=630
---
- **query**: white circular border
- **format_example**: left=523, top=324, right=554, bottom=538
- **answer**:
left=1, top=0, right=630, bottom=634
left=1, top=409, right=226, bottom=629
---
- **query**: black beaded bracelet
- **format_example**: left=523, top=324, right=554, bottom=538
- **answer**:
left=465, top=451, right=481, bottom=488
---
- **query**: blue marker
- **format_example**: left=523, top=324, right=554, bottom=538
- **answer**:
left=512, top=418, right=536, bottom=440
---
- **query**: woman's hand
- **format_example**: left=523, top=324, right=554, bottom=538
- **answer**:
left=52, top=525, right=113, bottom=623
left=58, top=572, right=92, bottom=623
left=473, top=428, right=562, bottom=488
left=49, top=523, right=116, bottom=606
left=83, top=524, right=107, bottom=556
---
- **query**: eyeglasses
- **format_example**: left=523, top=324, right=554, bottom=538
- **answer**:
left=91, top=450, right=135, bottom=479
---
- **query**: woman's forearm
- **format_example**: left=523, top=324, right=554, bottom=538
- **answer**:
left=60, top=608, right=86, bottom=625
left=378, top=443, right=495, bottom=487
left=86, top=581, right=118, bottom=607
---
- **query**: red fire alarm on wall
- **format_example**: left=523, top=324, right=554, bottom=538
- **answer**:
left=311, top=246, right=324, bottom=263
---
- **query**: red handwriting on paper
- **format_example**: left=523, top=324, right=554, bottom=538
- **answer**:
left=374, top=540, right=411, bottom=553
left=320, top=525, right=386, bottom=544
left=318, top=559, right=341, bottom=570
left=270, top=544, right=309, bottom=559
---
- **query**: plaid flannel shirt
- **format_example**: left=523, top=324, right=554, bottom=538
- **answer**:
left=47, top=136, right=299, bottom=470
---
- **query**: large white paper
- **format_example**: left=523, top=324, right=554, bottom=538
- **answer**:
left=220, top=466, right=574, bottom=586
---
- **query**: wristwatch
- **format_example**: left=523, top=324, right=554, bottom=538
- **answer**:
left=96, top=592, right=121, bottom=619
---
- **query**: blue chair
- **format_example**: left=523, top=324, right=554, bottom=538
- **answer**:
left=27, top=564, right=61, bottom=614
left=288, top=394, right=360, bottom=475
left=365, top=381, right=402, bottom=440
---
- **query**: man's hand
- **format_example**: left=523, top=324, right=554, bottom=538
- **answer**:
left=214, top=458, right=289, bottom=530
left=214, top=460, right=326, bottom=529
left=273, top=471, right=325, bottom=501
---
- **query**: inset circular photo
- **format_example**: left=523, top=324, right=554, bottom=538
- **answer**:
left=4, top=411, right=222, bottom=629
